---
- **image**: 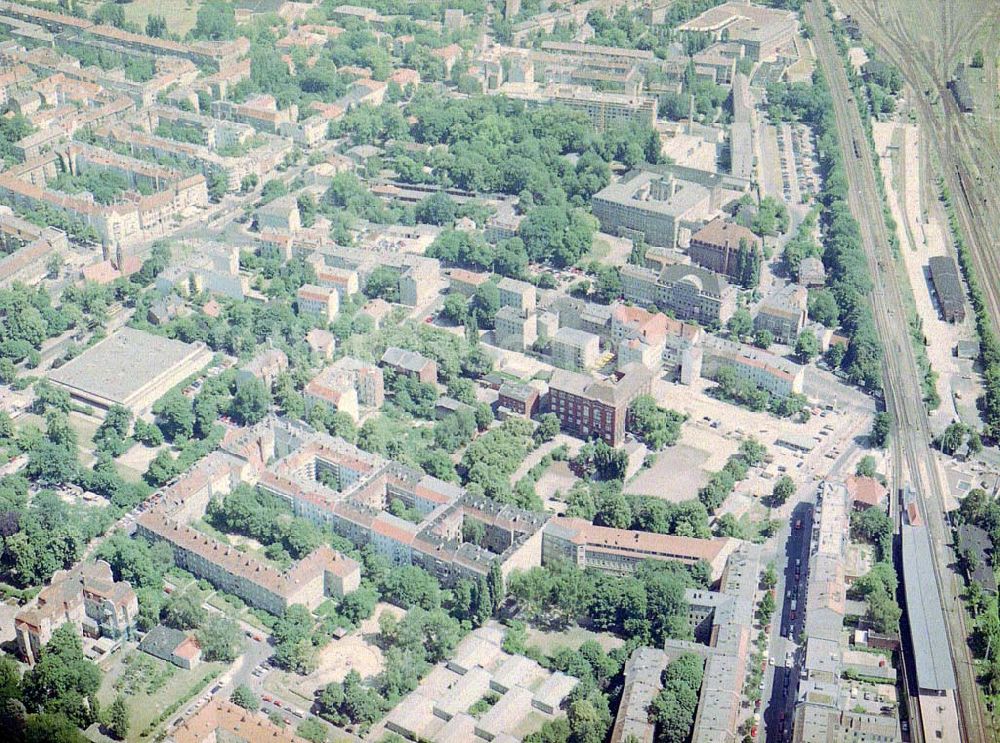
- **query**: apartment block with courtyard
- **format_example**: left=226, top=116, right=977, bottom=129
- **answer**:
left=134, top=419, right=550, bottom=600
left=0, top=142, right=208, bottom=248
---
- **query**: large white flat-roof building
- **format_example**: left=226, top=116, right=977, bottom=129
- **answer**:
left=47, top=327, right=211, bottom=415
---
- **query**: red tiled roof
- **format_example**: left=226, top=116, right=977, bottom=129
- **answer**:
left=548, top=517, right=730, bottom=563
left=691, top=217, right=759, bottom=250
left=846, top=475, right=887, bottom=508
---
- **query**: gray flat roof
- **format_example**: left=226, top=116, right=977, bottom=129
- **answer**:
left=553, top=326, right=599, bottom=346
left=48, top=327, right=208, bottom=408
left=901, top=523, right=957, bottom=692
left=593, top=169, right=710, bottom=217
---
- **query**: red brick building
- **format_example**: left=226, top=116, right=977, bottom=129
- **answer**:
left=498, top=382, right=540, bottom=418
left=547, top=363, right=652, bottom=446
left=688, top=218, right=760, bottom=280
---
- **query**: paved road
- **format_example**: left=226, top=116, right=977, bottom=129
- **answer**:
left=159, top=633, right=273, bottom=735
left=807, top=3, right=985, bottom=742
left=241, top=658, right=362, bottom=743
left=759, top=500, right=813, bottom=742
left=761, top=437, right=861, bottom=743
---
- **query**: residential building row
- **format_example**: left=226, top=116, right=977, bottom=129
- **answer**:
left=0, top=207, right=68, bottom=287
left=305, top=356, right=385, bottom=422
left=699, top=336, right=806, bottom=397
left=94, top=117, right=292, bottom=194
left=0, top=2, right=249, bottom=70
left=611, top=299, right=703, bottom=374
left=137, top=512, right=362, bottom=616
left=295, top=241, right=443, bottom=308
left=685, top=542, right=762, bottom=742
left=0, top=142, right=208, bottom=248
left=542, top=516, right=737, bottom=582
left=155, top=242, right=248, bottom=301
left=610, top=542, right=762, bottom=742
left=792, top=481, right=902, bottom=742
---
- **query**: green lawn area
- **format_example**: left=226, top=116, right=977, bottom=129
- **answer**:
left=163, top=568, right=271, bottom=633
left=205, top=591, right=249, bottom=618
left=580, top=238, right=612, bottom=264
left=191, top=519, right=292, bottom=572
left=78, top=0, right=203, bottom=36
left=17, top=410, right=104, bottom=466
left=164, top=568, right=197, bottom=594
left=203, top=587, right=270, bottom=633
left=262, top=670, right=316, bottom=707
left=97, top=646, right=225, bottom=741
left=68, top=411, right=100, bottom=449
left=15, top=413, right=44, bottom=435
left=241, top=610, right=268, bottom=632
left=189, top=518, right=233, bottom=545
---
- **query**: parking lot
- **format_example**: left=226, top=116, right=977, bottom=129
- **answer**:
left=646, top=375, right=872, bottom=500
left=777, top=123, right=821, bottom=204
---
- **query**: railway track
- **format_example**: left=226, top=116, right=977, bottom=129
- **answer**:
left=807, top=3, right=988, bottom=742
left=845, top=0, right=1000, bottom=342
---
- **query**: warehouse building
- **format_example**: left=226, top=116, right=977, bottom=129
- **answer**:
left=927, top=255, right=966, bottom=323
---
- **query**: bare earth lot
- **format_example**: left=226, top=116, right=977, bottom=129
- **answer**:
left=534, top=461, right=578, bottom=509
left=265, top=603, right=405, bottom=707
left=625, top=443, right=714, bottom=502
left=640, top=374, right=872, bottom=512
left=524, top=624, right=624, bottom=655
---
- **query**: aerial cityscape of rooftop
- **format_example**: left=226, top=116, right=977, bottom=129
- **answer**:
left=0, top=0, right=995, bottom=742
